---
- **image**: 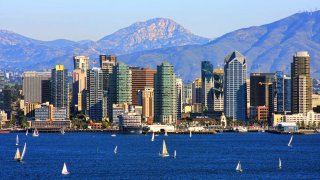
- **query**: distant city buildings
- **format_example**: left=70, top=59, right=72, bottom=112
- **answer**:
left=22, top=71, right=51, bottom=103
left=224, top=51, right=247, bottom=121
left=176, top=78, right=183, bottom=120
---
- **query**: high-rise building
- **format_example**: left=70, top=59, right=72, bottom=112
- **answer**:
left=0, top=71, right=4, bottom=90
left=176, top=78, right=183, bottom=120
left=250, top=73, right=275, bottom=107
left=73, top=56, right=89, bottom=72
left=22, top=72, right=51, bottom=103
left=41, top=79, right=51, bottom=103
left=130, top=67, right=156, bottom=105
left=213, top=69, right=224, bottom=112
left=183, top=83, right=192, bottom=105
left=224, top=51, right=247, bottom=121
left=192, top=78, right=202, bottom=104
left=100, top=55, right=117, bottom=91
left=72, top=69, right=87, bottom=112
left=291, top=51, right=312, bottom=115
left=154, top=62, right=177, bottom=124
left=86, top=68, right=105, bottom=120
left=108, top=63, right=132, bottom=120
left=138, top=87, right=154, bottom=120
left=51, top=65, right=69, bottom=117
left=201, top=61, right=214, bottom=112
left=275, top=71, right=291, bottom=114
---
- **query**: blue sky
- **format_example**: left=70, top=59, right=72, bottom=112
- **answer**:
left=0, top=0, right=319, bottom=41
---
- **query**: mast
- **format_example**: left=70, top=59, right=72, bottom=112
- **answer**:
left=20, top=143, right=27, bottom=161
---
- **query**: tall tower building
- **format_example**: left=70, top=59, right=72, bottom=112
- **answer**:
left=51, top=65, right=69, bottom=118
left=213, top=69, right=224, bottom=112
left=176, top=78, right=183, bottom=120
left=138, top=87, right=154, bottom=120
left=22, top=72, right=51, bottom=103
left=154, top=62, right=177, bottom=124
left=73, top=56, right=89, bottom=72
left=86, top=68, right=105, bottom=120
left=275, top=71, right=291, bottom=114
left=192, top=78, right=202, bottom=104
left=130, top=67, right=156, bottom=105
left=72, top=69, right=87, bottom=112
left=183, top=83, right=192, bottom=105
left=291, top=51, right=312, bottom=115
left=99, top=55, right=117, bottom=91
left=224, top=51, right=247, bottom=121
left=108, top=62, right=132, bottom=120
left=201, top=61, right=214, bottom=112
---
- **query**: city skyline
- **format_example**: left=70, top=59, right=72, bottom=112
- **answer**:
left=0, top=0, right=319, bottom=41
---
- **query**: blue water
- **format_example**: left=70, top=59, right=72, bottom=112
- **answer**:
left=0, top=132, right=320, bottom=179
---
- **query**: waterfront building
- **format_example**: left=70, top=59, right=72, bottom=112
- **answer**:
left=0, top=110, right=7, bottom=128
left=73, top=56, right=89, bottom=72
left=138, top=87, right=154, bottom=120
left=284, top=111, right=320, bottom=128
left=154, top=62, right=177, bottom=124
left=201, top=61, right=214, bottom=112
left=250, top=106, right=268, bottom=121
left=130, top=67, right=156, bottom=105
left=192, top=78, right=202, bottom=104
left=118, top=106, right=142, bottom=133
left=112, top=103, right=129, bottom=125
left=176, top=78, right=183, bottom=120
left=108, top=63, right=132, bottom=121
left=275, top=71, right=291, bottom=113
left=213, top=69, right=224, bottom=112
left=51, top=65, right=69, bottom=118
left=312, top=94, right=320, bottom=108
left=86, top=68, right=105, bottom=120
left=24, top=102, right=41, bottom=119
left=224, top=51, right=247, bottom=121
left=291, top=51, right=312, bottom=115
left=22, top=71, right=51, bottom=103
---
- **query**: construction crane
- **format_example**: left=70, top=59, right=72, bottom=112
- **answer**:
left=258, top=82, right=273, bottom=86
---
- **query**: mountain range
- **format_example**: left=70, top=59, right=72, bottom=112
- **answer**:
left=0, top=11, right=320, bottom=81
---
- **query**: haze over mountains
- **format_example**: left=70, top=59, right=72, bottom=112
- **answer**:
left=0, top=11, right=320, bottom=81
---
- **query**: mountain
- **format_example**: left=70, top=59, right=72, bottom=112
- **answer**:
left=119, top=11, right=320, bottom=81
left=0, top=18, right=209, bottom=72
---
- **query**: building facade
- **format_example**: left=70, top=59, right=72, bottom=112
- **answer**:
left=138, top=87, right=154, bottom=120
left=192, top=78, right=202, bottom=104
left=22, top=71, right=51, bottom=103
left=73, top=56, right=89, bottom=72
left=201, top=61, right=214, bottom=112
left=176, top=78, right=183, bottom=120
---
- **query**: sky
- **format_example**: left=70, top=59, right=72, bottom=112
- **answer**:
left=0, top=0, right=319, bottom=41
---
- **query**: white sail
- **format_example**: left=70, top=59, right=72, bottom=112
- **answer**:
left=164, top=129, right=168, bottom=136
left=62, top=163, right=70, bottom=175
left=151, top=132, right=155, bottom=142
left=189, top=131, right=192, bottom=138
left=161, top=140, right=169, bottom=157
left=20, top=143, right=27, bottom=161
left=16, top=135, right=19, bottom=146
left=32, top=129, right=39, bottom=137
left=114, top=145, right=118, bottom=154
left=14, top=147, right=21, bottom=160
left=288, top=135, right=293, bottom=147
left=173, top=150, right=176, bottom=159
left=26, top=129, right=28, bottom=136
left=236, top=161, right=242, bottom=172
left=279, top=158, right=282, bottom=169
left=61, top=128, right=65, bottom=135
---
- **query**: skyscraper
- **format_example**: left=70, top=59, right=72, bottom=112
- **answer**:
left=224, top=51, right=247, bottom=121
left=176, top=78, right=183, bottom=120
left=22, top=72, right=51, bottom=103
left=201, top=61, right=214, bottom=112
left=108, top=62, right=132, bottom=120
left=138, top=87, right=154, bottom=120
left=100, top=55, right=117, bottom=91
left=51, top=65, right=69, bottom=118
left=154, top=62, right=177, bottom=124
left=73, top=56, right=89, bottom=72
left=86, top=68, right=105, bottom=120
left=72, top=69, right=87, bottom=112
left=192, top=78, right=202, bottom=104
left=213, top=69, right=224, bottom=112
left=275, top=71, right=291, bottom=114
left=130, top=67, right=156, bottom=105
left=183, top=83, right=192, bottom=105
left=291, top=51, right=312, bottom=115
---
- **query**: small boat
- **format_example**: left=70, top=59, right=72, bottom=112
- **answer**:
left=14, top=142, right=26, bottom=162
left=173, top=150, right=176, bottom=159
left=62, top=162, right=70, bottom=175
left=160, top=140, right=169, bottom=157
left=25, top=129, right=28, bottom=136
left=114, top=145, right=118, bottom=154
left=279, top=158, right=282, bottom=169
left=164, top=129, right=168, bottom=136
left=236, top=161, right=243, bottom=172
left=189, top=130, right=192, bottom=138
left=32, top=129, right=39, bottom=137
left=16, top=134, right=19, bottom=146
left=288, top=135, right=293, bottom=147
left=151, top=132, right=155, bottom=142
left=111, top=134, right=116, bottom=137
left=60, top=128, right=65, bottom=135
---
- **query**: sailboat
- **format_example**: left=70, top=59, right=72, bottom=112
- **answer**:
left=61, top=162, right=70, bottom=175
left=173, top=150, right=176, bottom=159
left=278, top=158, right=282, bottom=169
left=60, top=128, right=65, bottom=135
left=16, top=134, right=19, bottom=146
left=32, top=129, right=39, bottom=137
left=114, top=145, right=118, bottom=154
left=288, top=135, right=293, bottom=147
left=151, top=132, right=155, bottom=142
left=236, top=161, right=243, bottom=172
left=14, top=142, right=26, bottom=162
left=164, top=129, right=168, bottom=136
left=189, top=130, right=192, bottom=138
left=26, top=129, right=28, bottom=136
left=160, top=140, right=169, bottom=157
left=111, top=133, right=116, bottom=137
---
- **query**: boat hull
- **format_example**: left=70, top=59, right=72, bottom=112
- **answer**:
left=120, top=126, right=142, bottom=134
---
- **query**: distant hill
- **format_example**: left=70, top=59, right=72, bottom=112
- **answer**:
left=120, top=11, right=320, bottom=81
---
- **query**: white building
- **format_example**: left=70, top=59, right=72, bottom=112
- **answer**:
left=0, top=110, right=7, bottom=128
left=284, top=111, right=320, bottom=127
